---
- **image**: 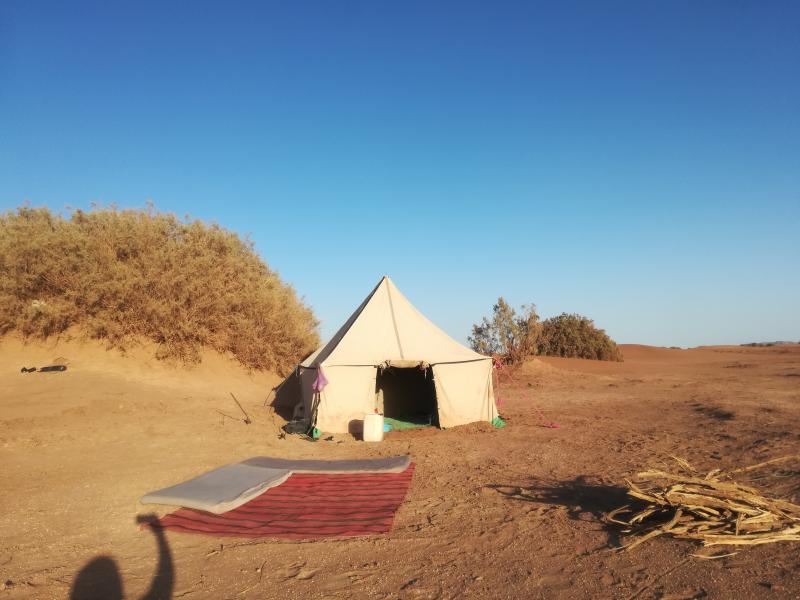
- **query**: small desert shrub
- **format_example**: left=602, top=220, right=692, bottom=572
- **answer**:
left=468, top=298, right=541, bottom=364
left=0, top=206, right=319, bottom=373
left=470, top=299, right=622, bottom=362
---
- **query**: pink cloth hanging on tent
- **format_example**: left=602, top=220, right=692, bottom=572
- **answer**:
left=312, top=366, right=329, bottom=392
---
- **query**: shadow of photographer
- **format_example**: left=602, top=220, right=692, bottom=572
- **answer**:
left=70, top=514, right=174, bottom=600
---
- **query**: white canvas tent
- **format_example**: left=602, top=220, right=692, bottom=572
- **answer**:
left=282, top=276, right=498, bottom=433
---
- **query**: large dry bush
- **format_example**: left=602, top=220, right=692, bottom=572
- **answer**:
left=539, top=312, right=622, bottom=361
left=470, top=299, right=622, bottom=362
left=0, top=206, right=319, bottom=373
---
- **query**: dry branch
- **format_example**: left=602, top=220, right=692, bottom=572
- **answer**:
left=607, top=456, right=800, bottom=549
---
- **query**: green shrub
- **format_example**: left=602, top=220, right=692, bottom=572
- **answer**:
left=468, top=298, right=541, bottom=364
left=0, top=206, right=319, bottom=373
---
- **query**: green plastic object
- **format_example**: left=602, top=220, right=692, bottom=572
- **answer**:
left=383, top=416, right=434, bottom=431
left=312, top=427, right=321, bottom=440
left=491, top=416, right=506, bottom=429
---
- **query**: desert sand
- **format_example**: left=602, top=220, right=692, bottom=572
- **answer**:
left=1, top=339, right=799, bottom=599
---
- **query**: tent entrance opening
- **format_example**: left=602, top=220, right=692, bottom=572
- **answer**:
left=377, top=366, right=439, bottom=427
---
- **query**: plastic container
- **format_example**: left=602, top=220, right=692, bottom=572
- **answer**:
left=363, top=413, right=384, bottom=442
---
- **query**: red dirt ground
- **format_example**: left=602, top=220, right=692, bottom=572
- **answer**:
left=1, top=339, right=799, bottom=599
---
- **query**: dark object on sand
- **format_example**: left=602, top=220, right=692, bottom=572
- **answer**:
left=20, top=365, right=67, bottom=373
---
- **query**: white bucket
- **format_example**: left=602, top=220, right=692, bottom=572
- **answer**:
left=363, top=413, right=384, bottom=442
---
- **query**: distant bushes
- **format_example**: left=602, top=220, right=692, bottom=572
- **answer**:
left=469, top=298, right=622, bottom=363
left=0, top=206, right=319, bottom=373
left=538, top=312, right=623, bottom=361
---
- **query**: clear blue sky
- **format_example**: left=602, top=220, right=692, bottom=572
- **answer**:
left=2, top=1, right=799, bottom=347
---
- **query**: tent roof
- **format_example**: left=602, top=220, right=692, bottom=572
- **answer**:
left=301, top=276, right=487, bottom=368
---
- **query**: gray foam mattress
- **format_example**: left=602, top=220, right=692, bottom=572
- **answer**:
left=241, top=455, right=411, bottom=473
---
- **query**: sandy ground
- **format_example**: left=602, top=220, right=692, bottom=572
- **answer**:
left=1, top=338, right=799, bottom=599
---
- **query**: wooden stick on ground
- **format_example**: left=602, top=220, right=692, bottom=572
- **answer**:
left=230, top=392, right=252, bottom=424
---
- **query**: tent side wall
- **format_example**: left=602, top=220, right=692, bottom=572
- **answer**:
left=432, top=359, right=497, bottom=428
left=300, top=365, right=378, bottom=433
left=296, top=366, right=317, bottom=420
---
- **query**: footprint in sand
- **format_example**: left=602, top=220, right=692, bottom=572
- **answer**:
left=320, top=565, right=380, bottom=592
left=276, top=562, right=318, bottom=581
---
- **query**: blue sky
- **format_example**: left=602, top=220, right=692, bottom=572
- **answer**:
left=2, top=1, right=798, bottom=347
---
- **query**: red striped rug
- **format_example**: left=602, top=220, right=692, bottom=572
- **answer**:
left=149, top=463, right=415, bottom=540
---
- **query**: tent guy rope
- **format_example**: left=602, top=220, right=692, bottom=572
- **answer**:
left=492, top=356, right=560, bottom=429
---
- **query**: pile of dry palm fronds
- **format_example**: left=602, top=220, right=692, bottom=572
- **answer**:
left=607, top=455, right=800, bottom=550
